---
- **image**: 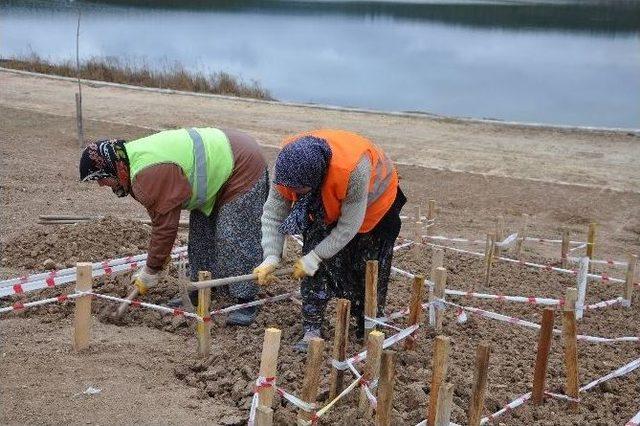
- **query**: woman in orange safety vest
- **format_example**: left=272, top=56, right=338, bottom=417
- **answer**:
left=253, top=130, right=406, bottom=351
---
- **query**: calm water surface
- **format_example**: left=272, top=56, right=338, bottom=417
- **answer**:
left=1, top=0, right=639, bottom=128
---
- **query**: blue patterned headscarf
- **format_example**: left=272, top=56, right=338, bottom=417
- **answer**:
left=274, top=136, right=332, bottom=235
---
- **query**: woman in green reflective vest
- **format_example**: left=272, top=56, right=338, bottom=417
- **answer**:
left=79, top=127, right=268, bottom=325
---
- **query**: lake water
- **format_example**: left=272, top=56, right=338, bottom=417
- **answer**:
left=2, top=0, right=639, bottom=129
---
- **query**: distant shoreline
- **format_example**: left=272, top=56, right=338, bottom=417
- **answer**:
left=2, top=65, right=637, bottom=135
left=0, top=55, right=273, bottom=101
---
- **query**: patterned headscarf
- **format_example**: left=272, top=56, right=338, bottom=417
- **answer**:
left=274, top=136, right=332, bottom=235
left=79, top=139, right=131, bottom=197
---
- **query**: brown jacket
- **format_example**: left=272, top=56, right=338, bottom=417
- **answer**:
left=131, top=129, right=266, bottom=270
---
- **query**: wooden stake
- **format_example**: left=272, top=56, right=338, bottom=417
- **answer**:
left=428, top=335, right=450, bottom=426
left=564, top=287, right=578, bottom=311
left=468, top=342, right=491, bottom=426
left=197, top=271, right=212, bottom=358
left=359, top=330, right=384, bottom=417
left=258, top=328, right=282, bottom=408
left=493, top=215, right=504, bottom=257
left=430, top=249, right=444, bottom=279
left=532, top=309, right=555, bottom=405
left=434, top=382, right=455, bottom=426
left=586, top=222, right=597, bottom=273
left=376, top=350, right=397, bottom=426
left=426, top=199, right=436, bottom=237
left=561, top=229, right=570, bottom=268
left=562, top=308, right=579, bottom=410
left=429, top=249, right=444, bottom=327
left=576, top=257, right=589, bottom=320
left=73, top=262, right=93, bottom=351
left=256, top=406, right=274, bottom=426
left=624, top=254, right=638, bottom=307
left=413, top=220, right=423, bottom=255
left=329, top=299, right=351, bottom=400
left=433, top=267, right=447, bottom=333
left=515, top=214, right=529, bottom=258
left=364, top=260, right=378, bottom=344
left=483, top=233, right=495, bottom=288
left=297, top=338, right=325, bottom=425
left=75, top=93, right=84, bottom=148
left=404, top=275, right=425, bottom=350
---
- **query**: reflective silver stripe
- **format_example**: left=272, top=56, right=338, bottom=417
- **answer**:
left=367, top=154, right=394, bottom=206
left=186, top=128, right=208, bottom=208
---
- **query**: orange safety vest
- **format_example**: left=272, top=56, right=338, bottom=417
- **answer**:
left=276, top=129, right=398, bottom=233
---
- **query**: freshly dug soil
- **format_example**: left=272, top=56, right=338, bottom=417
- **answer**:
left=1, top=216, right=153, bottom=270
left=2, top=234, right=639, bottom=425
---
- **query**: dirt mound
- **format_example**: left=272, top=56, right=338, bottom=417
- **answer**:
left=1, top=216, right=152, bottom=270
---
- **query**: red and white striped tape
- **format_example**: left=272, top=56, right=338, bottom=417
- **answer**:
left=445, top=288, right=562, bottom=307
left=247, top=376, right=276, bottom=426
left=247, top=376, right=315, bottom=426
left=626, top=409, right=640, bottom=426
left=544, top=391, right=580, bottom=403
left=569, top=256, right=628, bottom=268
left=579, top=357, right=640, bottom=393
left=480, top=392, right=531, bottom=424
left=331, top=324, right=420, bottom=371
left=346, top=361, right=378, bottom=410
left=422, top=234, right=586, bottom=246
left=425, top=242, right=625, bottom=284
left=439, top=299, right=640, bottom=344
left=209, top=291, right=299, bottom=316
left=0, top=291, right=85, bottom=314
left=477, top=358, right=640, bottom=424
left=88, top=292, right=205, bottom=322
left=0, top=247, right=188, bottom=298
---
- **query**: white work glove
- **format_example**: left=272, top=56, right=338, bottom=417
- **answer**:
left=293, top=250, right=322, bottom=280
left=131, top=265, right=159, bottom=295
left=253, top=255, right=280, bottom=285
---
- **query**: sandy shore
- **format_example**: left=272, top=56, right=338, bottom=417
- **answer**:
left=2, top=68, right=638, bottom=193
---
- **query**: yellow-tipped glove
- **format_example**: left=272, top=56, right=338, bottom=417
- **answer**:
left=131, top=266, right=159, bottom=295
left=293, top=250, right=322, bottom=280
left=253, top=256, right=280, bottom=285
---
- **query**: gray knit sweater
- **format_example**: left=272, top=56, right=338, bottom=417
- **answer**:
left=261, top=157, right=371, bottom=261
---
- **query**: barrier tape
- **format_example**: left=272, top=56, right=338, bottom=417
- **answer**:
left=0, top=248, right=188, bottom=298
left=626, top=410, right=640, bottom=426
left=494, top=233, right=519, bottom=248
left=247, top=375, right=319, bottom=425
left=393, top=241, right=414, bottom=252
left=579, top=357, right=640, bottom=393
left=87, top=292, right=204, bottom=322
left=331, top=324, right=420, bottom=371
left=365, top=316, right=404, bottom=332
left=0, top=292, right=85, bottom=314
left=585, top=297, right=625, bottom=310
left=480, top=392, right=531, bottom=424
left=569, top=243, right=588, bottom=253
left=544, top=391, right=581, bottom=403
left=423, top=235, right=484, bottom=245
left=210, top=292, right=299, bottom=316
left=445, top=288, right=562, bottom=307
left=346, top=361, right=378, bottom=410
left=424, top=243, right=625, bottom=284
left=477, top=359, right=640, bottom=424
left=525, top=237, right=586, bottom=245
left=247, top=376, right=276, bottom=426
left=0, top=246, right=187, bottom=289
left=422, top=234, right=585, bottom=247
left=569, top=256, right=628, bottom=268
left=439, top=299, right=640, bottom=344
left=391, top=266, right=416, bottom=279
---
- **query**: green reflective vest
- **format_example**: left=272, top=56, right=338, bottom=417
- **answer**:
left=126, top=128, right=234, bottom=216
